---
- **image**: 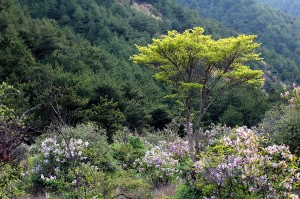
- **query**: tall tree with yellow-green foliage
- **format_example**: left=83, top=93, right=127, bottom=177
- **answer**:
left=131, top=27, right=264, bottom=160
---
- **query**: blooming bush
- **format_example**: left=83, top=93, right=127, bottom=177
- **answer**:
left=26, top=124, right=153, bottom=198
left=192, top=127, right=300, bottom=198
left=280, top=84, right=300, bottom=107
left=135, top=138, right=191, bottom=186
left=40, top=137, right=89, bottom=164
left=135, top=146, right=180, bottom=186
left=168, top=139, right=189, bottom=159
left=30, top=136, right=90, bottom=197
left=262, top=84, right=300, bottom=155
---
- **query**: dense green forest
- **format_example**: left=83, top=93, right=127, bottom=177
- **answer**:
left=2, top=0, right=174, bottom=136
left=260, top=0, right=300, bottom=19
left=1, top=0, right=300, bottom=198
left=1, top=0, right=274, bottom=132
left=177, top=0, right=300, bottom=83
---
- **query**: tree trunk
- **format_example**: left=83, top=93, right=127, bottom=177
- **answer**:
left=195, top=91, right=206, bottom=155
left=185, top=104, right=196, bottom=161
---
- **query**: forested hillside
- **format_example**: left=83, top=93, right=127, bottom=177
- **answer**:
left=177, top=0, right=300, bottom=83
left=0, top=0, right=271, bottom=132
left=260, top=0, right=300, bottom=19
left=1, top=0, right=300, bottom=198
left=2, top=0, right=170, bottom=135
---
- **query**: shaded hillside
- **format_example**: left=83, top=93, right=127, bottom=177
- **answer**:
left=13, top=0, right=238, bottom=128
left=177, top=0, right=300, bottom=83
left=2, top=0, right=237, bottom=134
left=1, top=0, right=276, bottom=131
left=1, top=0, right=177, bottom=137
left=260, top=0, right=300, bottom=19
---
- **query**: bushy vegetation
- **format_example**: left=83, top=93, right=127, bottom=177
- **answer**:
left=3, top=121, right=299, bottom=198
left=191, top=127, right=299, bottom=198
left=261, top=85, right=300, bottom=156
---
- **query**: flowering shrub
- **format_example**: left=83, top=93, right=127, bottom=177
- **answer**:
left=281, top=84, right=300, bottom=107
left=192, top=127, right=300, bottom=198
left=135, top=146, right=180, bottom=186
left=168, top=139, right=189, bottom=159
left=40, top=137, right=89, bottom=165
left=135, top=138, right=191, bottom=186
left=29, top=136, right=90, bottom=197
left=26, top=124, right=153, bottom=198
left=262, top=84, right=300, bottom=155
left=198, top=125, right=232, bottom=150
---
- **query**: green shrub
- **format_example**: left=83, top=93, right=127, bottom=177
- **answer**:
left=261, top=86, right=300, bottom=155
left=111, top=133, right=147, bottom=169
left=167, top=184, right=201, bottom=199
left=0, top=163, right=26, bottom=199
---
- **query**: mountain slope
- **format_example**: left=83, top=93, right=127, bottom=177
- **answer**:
left=259, top=0, right=300, bottom=19
left=2, top=0, right=240, bottom=132
left=1, top=0, right=277, bottom=131
left=177, top=0, right=300, bottom=83
left=1, top=0, right=178, bottom=135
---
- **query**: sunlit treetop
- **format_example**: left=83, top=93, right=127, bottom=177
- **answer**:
left=131, top=27, right=264, bottom=156
left=131, top=27, right=264, bottom=95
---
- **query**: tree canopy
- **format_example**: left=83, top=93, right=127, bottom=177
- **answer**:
left=131, top=27, right=263, bottom=88
left=131, top=27, right=264, bottom=158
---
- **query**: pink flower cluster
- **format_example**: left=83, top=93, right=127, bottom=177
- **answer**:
left=281, top=84, right=300, bottom=106
left=193, top=127, right=300, bottom=198
left=135, top=146, right=180, bottom=178
left=168, top=139, right=189, bottom=157
left=135, top=138, right=190, bottom=180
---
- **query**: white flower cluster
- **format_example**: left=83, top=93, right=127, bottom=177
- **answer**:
left=40, top=137, right=89, bottom=163
left=41, top=138, right=59, bottom=158
left=135, top=145, right=180, bottom=179
left=64, top=138, right=89, bottom=159
left=39, top=137, right=89, bottom=182
left=264, top=144, right=293, bottom=160
left=40, top=174, right=56, bottom=182
left=281, top=84, right=300, bottom=105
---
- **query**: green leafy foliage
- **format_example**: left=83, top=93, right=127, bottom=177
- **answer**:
left=206, top=87, right=270, bottom=127
left=0, top=164, right=26, bottom=199
left=0, top=83, right=30, bottom=164
left=111, top=135, right=147, bottom=170
left=132, top=27, right=263, bottom=98
left=85, top=97, right=126, bottom=141
left=169, top=184, right=200, bottom=199
left=261, top=86, right=300, bottom=155
left=0, top=0, right=174, bottom=133
left=132, top=26, right=264, bottom=156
